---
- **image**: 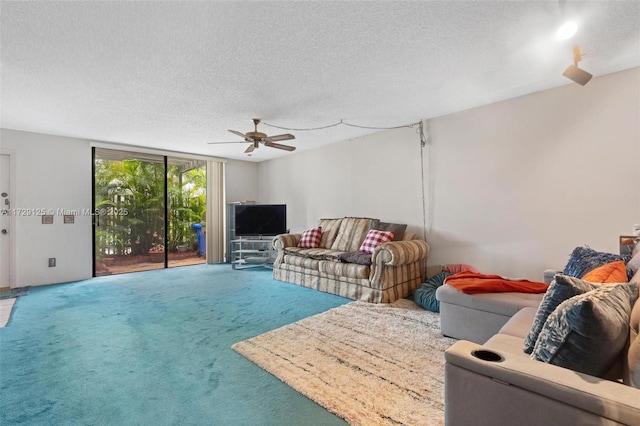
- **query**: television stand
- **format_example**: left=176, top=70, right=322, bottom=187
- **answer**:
left=230, top=237, right=276, bottom=270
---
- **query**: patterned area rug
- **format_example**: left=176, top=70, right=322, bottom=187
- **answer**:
left=232, top=299, right=456, bottom=426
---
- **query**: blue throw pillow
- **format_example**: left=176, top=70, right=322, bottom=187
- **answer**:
left=523, top=275, right=598, bottom=354
left=530, top=282, right=638, bottom=377
left=562, top=246, right=632, bottom=280
left=414, top=272, right=450, bottom=313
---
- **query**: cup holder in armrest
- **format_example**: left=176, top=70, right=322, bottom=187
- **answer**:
left=472, top=349, right=504, bottom=362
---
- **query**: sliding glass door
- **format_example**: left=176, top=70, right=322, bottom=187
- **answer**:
left=167, top=157, right=207, bottom=268
left=93, top=149, right=166, bottom=276
left=93, top=149, right=207, bottom=276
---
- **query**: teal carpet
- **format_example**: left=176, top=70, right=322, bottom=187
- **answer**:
left=0, top=265, right=350, bottom=425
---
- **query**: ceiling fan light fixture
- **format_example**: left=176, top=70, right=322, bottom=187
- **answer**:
left=556, top=20, right=578, bottom=40
left=246, top=132, right=267, bottom=140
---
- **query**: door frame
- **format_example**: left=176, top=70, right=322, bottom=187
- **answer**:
left=0, top=149, right=17, bottom=288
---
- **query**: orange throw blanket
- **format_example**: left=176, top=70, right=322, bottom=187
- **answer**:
left=445, top=271, right=549, bottom=294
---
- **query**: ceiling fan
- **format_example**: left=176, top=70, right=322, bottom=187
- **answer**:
left=208, top=119, right=296, bottom=154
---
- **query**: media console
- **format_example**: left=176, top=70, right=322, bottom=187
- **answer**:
left=230, top=237, right=275, bottom=270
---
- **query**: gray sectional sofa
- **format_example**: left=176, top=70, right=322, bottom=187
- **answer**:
left=436, top=283, right=545, bottom=344
left=272, top=217, right=430, bottom=303
left=441, top=265, right=640, bottom=425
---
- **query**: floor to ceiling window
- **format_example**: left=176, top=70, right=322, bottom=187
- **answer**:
left=93, top=148, right=208, bottom=276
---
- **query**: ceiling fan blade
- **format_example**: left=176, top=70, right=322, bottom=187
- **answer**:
left=244, top=144, right=256, bottom=154
left=228, top=129, right=248, bottom=139
left=264, top=133, right=295, bottom=142
left=264, top=141, right=296, bottom=151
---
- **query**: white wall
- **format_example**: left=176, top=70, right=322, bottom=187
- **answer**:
left=224, top=159, right=259, bottom=203
left=0, top=129, right=93, bottom=286
left=257, top=68, right=640, bottom=280
left=257, top=128, right=426, bottom=234
left=0, top=129, right=260, bottom=286
left=2, top=68, right=637, bottom=284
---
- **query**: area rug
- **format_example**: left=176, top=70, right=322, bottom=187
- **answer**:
left=232, top=299, right=457, bottom=426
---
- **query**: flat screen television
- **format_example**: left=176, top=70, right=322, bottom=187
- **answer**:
left=234, top=204, right=287, bottom=237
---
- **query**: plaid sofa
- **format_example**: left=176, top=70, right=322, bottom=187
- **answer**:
left=272, top=217, right=430, bottom=303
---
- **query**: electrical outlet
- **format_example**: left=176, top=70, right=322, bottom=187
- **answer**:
left=48, top=257, right=56, bottom=267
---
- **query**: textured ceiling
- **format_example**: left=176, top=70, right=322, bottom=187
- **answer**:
left=1, top=1, right=639, bottom=162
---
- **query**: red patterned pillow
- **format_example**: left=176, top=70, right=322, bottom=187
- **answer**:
left=298, top=227, right=323, bottom=248
left=358, top=230, right=395, bottom=254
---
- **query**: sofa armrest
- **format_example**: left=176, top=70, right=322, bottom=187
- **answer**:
left=273, top=233, right=301, bottom=250
left=445, top=340, right=640, bottom=425
left=372, top=239, right=430, bottom=266
left=272, top=234, right=302, bottom=269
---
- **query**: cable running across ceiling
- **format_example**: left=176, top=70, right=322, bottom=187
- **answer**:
left=262, top=120, right=421, bottom=132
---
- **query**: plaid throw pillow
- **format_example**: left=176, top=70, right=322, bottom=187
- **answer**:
left=298, top=227, right=323, bottom=248
left=358, top=229, right=395, bottom=254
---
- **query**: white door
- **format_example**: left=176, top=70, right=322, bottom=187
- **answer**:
left=0, top=154, right=10, bottom=288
